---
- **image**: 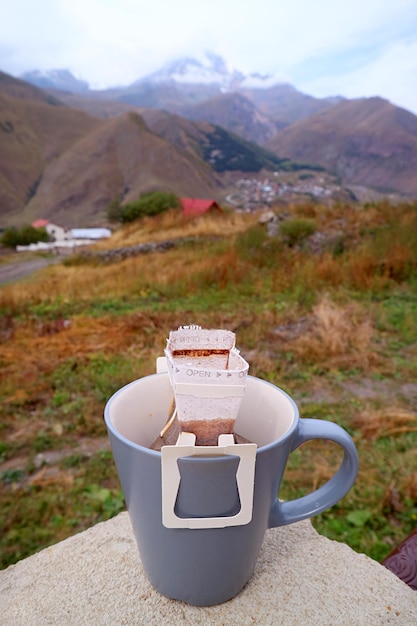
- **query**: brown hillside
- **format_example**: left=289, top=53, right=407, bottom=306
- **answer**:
left=139, top=108, right=212, bottom=150
left=182, top=92, right=280, bottom=144
left=94, top=81, right=220, bottom=114
left=138, top=108, right=221, bottom=162
left=266, top=97, right=417, bottom=195
left=45, top=91, right=141, bottom=119
left=138, top=108, right=287, bottom=177
left=240, top=83, right=342, bottom=124
left=0, top=71, right=63, bottom=105
left=21, top=112, right=220, bottom=226
left=0, top=87, right=100, bottom=221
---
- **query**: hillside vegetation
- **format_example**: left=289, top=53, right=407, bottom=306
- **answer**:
left=1, top=72, right=316, bottom=227
left=2, top=70, right=417, bottom=231
left=0, top=88, right=99, bottom=221
left=1, top=200, right=417, bottom=569
left=266, top=98, right=417, bottom=195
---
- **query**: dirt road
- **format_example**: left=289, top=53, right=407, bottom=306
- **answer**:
left=0, top=256, right=61, bottom=285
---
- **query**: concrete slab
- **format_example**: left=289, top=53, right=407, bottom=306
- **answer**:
left=0, top=512, right=416, bottom=625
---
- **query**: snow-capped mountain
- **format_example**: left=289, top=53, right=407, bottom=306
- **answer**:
left=18, top=53, right=286, bottom=95
left=136, top=51, right=284, bottom=92
left=15, top=55, right=341, bottom=130
left=20, top=69, right=89, bottom=93
left=239, top=73, right=288, bottom=89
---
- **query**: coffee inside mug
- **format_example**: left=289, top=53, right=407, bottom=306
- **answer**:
left=108, top=373, right=297, bottom=450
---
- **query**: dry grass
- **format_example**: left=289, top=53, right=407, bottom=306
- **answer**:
left=1, top=199, right=417, bottom=567
left=313, top=254, right=346, bottom=287
left=282, top=439, right=344, bottom=493
left=404, top=473, right=417, bottom=501
left=0, top=212, right=257, bottom=310
left=1, top=312, right=177, bottom=380
left=99, top=210, right=257, bottom=248
left=279, top=295, right=377, bottom=369
left=0, top=248, right=193, bottom=307
left=352, top=406, right=417, bottom=440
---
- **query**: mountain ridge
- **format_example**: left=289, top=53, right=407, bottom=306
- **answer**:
left=266, top=97, right=417, bottom=195
left=1, top=72, right=313, bottom=227
left=20, top=69, right=89, bottom=94
left=17, top=53, right=343, bottom=126
left=1, top=58, right=417, bottom=228
left=21, top=112, right=222, bottom=227
left=20, top=51, right=288, bottom=94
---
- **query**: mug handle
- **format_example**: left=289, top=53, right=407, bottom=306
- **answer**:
left=269, top=418, right=359, bottom=528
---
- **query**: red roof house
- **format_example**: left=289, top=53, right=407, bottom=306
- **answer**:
left=32, top=219, right=50, bottom=228
left=180, top=198, right=223, bottom=217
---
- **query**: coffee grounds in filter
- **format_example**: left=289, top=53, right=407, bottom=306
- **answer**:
left=150, top=406, right=253, bottom=450
left=155, top=326, right=250, bottom=447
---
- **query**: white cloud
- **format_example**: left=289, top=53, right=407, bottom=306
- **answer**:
left=300, top=38, right=417, bottom=114
left=1, top=0, right=417, bottom=113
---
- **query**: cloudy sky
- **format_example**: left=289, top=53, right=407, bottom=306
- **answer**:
left=1, top=0, right=417, bottom=114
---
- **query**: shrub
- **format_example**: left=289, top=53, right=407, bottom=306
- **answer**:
left=1, top=225, right=50, bottom=248
left=106, top=199, right=123, bottom=223
left=112, top=192, right=181, bottom=223
left=279, top=218, right=316, bottom=247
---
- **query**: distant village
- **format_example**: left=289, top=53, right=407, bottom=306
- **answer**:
left=227, top=174, right=344, bottom=210
left=14, top=183, right=346, bottom=253
left=15, top=199, right=224, bottom=252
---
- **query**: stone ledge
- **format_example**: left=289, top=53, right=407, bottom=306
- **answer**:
left=0, top=512, right=415, bottom=626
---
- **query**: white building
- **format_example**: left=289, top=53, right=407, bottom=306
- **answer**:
left=32, top=219, right=71, bottom=242
left=16, top=219, right=112, bottom=252
left=71, top=228, right=111, bottom=240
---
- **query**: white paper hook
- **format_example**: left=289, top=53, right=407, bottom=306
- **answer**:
left=161, top=433, right=257, bottom=529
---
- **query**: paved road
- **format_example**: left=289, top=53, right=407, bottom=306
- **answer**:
left=0, top=257, right=61, bottom=285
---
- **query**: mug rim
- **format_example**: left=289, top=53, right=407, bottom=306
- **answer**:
left=104, top=373, right=299, bottom=455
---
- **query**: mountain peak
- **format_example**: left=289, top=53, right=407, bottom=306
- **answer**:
left=135, top=51, right=284, bottom=92
left=136, top=51, right=238, bottom=90
left=18, top=54, right=288, bottom=95
left=20, top=69, right=89, bottom=93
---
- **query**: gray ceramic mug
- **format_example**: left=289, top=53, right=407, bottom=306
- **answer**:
left=104, top=373, right=358, bottom=606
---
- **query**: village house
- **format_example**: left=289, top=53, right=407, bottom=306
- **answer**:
left=15, top=219, right=112, bottom=252
left=32, top=219, right=72, bottom=242
left=70, top=228, right=112, bottom=240
left=180, top=198, right=223, bottom=218
left=32, top=220, right=111, bottom=242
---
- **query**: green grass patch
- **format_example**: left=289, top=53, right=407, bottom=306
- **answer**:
left=0, top=451, right=123, bottom=569
left=2, top=199, right=417, bottom=569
